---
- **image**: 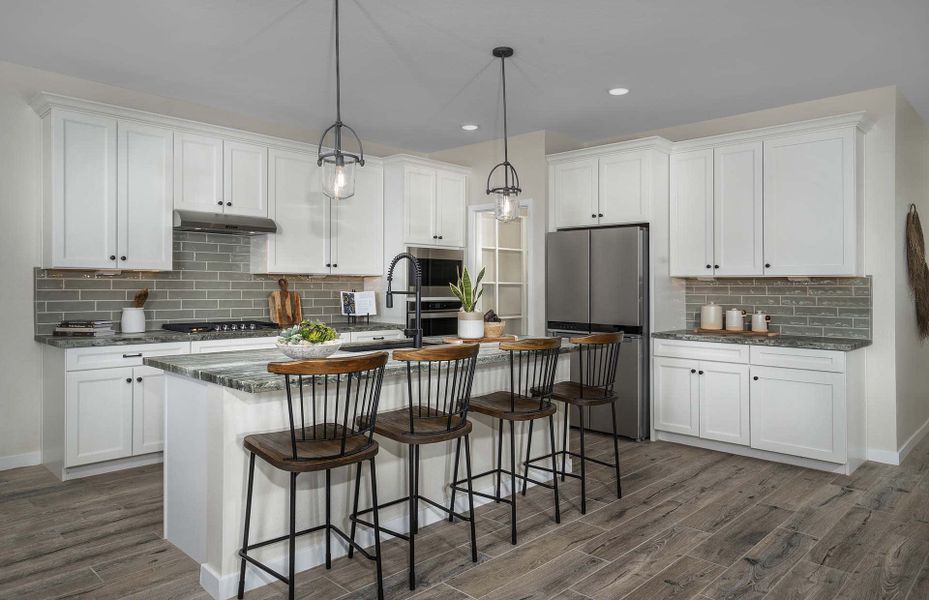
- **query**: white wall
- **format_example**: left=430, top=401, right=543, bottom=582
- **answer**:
left=894, top=92, right=929, bottom=454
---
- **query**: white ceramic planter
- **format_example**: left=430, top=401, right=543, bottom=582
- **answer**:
left=120, top=307, right=146, bottom=334
left=457, top=311, right=485, bottom=339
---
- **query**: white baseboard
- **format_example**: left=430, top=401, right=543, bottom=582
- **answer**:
left=60, top=452, right=163, bottom=481
left=0, top=451, right=41, bottom=471
left=866, top=448, right=901, bottom=465
left=886, top=415, right=929, bottom=466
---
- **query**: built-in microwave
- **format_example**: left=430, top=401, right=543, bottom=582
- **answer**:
left=408, top=247, right=464, bottom=296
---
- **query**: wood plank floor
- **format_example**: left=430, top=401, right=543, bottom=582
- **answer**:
left=5, top=430, right=929, bottom=599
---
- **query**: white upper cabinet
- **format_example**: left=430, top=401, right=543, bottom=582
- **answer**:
left=598, top=150, right=649, bottom=225
left=117, top=121, right=173, bottom=270
left=331, top=163, right=384, bottom=275
left=553, top=158, right=598, bottom=228
left=435, top=170, right=467, bottom=247
left=223, top=140, right=268, bottom=217
left=713, top=141, right=763, bottom=276
left=403, top=166, right=437, bottom=245
left=763, top=129, right=859, bottom=276
left=174, top=132, right=223, bottom=213
left=46, top=109, right=118, bottom=269
left=670, top=149, right=714, bottom=277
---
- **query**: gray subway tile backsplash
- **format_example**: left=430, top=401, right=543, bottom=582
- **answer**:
left=683, top=276, right=872, bottom=339
left=34, top=231, right=367, bottom=335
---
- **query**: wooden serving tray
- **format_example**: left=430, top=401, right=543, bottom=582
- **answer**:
left=442, top=335, right=518, bottom=344
left=692, top=328, right=780, bottom=337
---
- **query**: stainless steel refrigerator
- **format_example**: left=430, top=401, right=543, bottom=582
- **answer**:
left=546, top=225, right=649, bottom=440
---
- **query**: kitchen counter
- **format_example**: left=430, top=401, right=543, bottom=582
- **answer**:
left=653, top=329, right=871, bottom=352
left=144, top=342, right=576, bottom=394
left=34, top=321, right=406, bottom=349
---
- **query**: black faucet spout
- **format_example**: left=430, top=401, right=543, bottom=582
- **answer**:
left=386, top=253, right=423, bottom=348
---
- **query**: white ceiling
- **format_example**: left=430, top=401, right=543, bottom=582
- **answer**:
left=1, top=0, right=927, bottom=152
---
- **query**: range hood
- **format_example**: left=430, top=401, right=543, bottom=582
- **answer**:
left=172, top=210, right=277, bottom=235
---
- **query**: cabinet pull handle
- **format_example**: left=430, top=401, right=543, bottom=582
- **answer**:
left=136, top=376, right=143, bottom=382
left=690, top=369, right=696, bottom=374
left=753, top=376, right=759, bottom=381
left=125, top=378, right=132, bottom=383
left=122, top=353, right=142, bottom=358
left=373, top=336, right=385, bottom=340
left=109, top=255, right=116, bottom=260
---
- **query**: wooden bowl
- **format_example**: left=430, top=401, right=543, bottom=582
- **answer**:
left=484, top=322, right=506, bottom=338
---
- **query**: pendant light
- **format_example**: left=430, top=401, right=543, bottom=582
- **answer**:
left=317, top=0, right=364, bottom=199
left=486, top=46, right=521, bottom=223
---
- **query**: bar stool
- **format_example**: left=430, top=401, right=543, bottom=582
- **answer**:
left=236, top=352, right=389, bottom=600
left=455, top=338, right=563, bottom=545
left=523, top=332, right=623, bottom=514
left=349, top=343, right=480, bottom=590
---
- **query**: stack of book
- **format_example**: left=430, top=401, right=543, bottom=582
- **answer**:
left=53, top=320, right=116, bottom=337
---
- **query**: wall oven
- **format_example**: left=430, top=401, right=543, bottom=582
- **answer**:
left=409, top=300, right=462, bottom=337
left=407, top=247, right=464, bottom=337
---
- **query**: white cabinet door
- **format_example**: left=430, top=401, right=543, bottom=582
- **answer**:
left=598, top=150, right=648, bottom=225
left=117, top=122, right=173, bottom=270
left=332, top=163, right=384, bottom=275
left=763, top=129, right=857, bottom=276
left=49, top=109, right=118, bottom=269
left=653, top=357, right=700, bottom=436
left=174, top=132, right=223, bottom=213
left=190, top=337, right=279, bottom=353
left=714, top=142, right=763, bottom=276
left=350, top=329, right=405, bottom=343
left=261, top=148, right=329, bottom=274
left=223, top=141, right=268, bottom=217
left=132, top=366, right=165, bottom=455
left=435, top=170, right=467, bottom=247
left=403, top=166, right=437, bottom=245
left=699, top=361, right=750, bottom=446
left=670, top=150, right=714, bottom=277
left=65, top=367, right=134, bottom=467
left=553, top=158, right=598, bottom=229
left=750, top=366, right=846, bottom=463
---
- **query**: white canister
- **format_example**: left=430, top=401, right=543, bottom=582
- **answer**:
left=120, top=307, right=146, bottom=334
left=457, top=311, right=485, bottom=339
left=725, top=308, right=746, bottom=331
left=700, top=302, right=723, bottom=330
left=751, top=310, right=770, bottom=332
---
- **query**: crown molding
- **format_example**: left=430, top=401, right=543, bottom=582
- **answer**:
left=381, top=153, right=471, bottom=174
left=546, top=136, right=673, bottom=162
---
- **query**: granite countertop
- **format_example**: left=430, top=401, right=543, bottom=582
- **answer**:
left=35, top=321, right=406, bottom=349
left=143, top=342, right=576, bottom=394
left=653, top=329, right=871, bottom=352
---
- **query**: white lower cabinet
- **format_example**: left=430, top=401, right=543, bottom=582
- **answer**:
left=132, top=366, right=166, bottom=455
left=65, top=367, right=135, bottom=467
left=653, top=357, right=699, bottom=436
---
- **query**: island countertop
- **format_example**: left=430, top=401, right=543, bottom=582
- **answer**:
left=144, top=342, right=576, bottom=394
left=653, top=329, right=871, bottom=352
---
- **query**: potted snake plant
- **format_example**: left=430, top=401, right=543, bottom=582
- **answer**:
left=449, top=266, right=486, bottom=339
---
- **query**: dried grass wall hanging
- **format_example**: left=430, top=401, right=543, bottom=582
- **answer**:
left=906, top=204, right=929, bottom=338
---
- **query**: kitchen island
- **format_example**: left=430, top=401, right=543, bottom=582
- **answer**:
left=144, top=343, right=572, bottom=600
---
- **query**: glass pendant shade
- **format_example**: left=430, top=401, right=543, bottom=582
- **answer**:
left=320, top=156, right=356, bottom=200
left=494, top=192, right=519, bottom=223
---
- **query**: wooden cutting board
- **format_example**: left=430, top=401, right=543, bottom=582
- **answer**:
left=268, top=278, right=303, bottom=327
left=442, top=335, right=518, bottom=344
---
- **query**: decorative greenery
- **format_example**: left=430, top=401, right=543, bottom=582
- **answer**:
left=449, top=266, right=485, bottom=312
left=278, top=320, right=339, bottom=346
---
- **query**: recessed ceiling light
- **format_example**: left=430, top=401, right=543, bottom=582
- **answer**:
left=608, top=87, right=630, bottom=96
left=461, top=124, right=479, bottom=131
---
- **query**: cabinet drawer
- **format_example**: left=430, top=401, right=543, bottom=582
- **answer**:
left=653, top=339, right=750, bottom=364
left=190, top=337, right=278, bottom=354
left=66, top=342, right=190, bottom=371
left=351, top=330, right=405, bottom=343
left=749, top=346, right=845, bottom=373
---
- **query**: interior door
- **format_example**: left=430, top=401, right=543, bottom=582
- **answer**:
left=403, top=166, right=436, bottom=245
left=590, top=227, right=643, bottom=327
left=65, top=367, right=134, bottom=467
left=435, top=170, right=467, bottom=247
left=653, top=357, right=699, bottom=436
left=546, top=229, right=589, bottom=324
left=714, top=142, right=763, bottom=276
left=223, top=140, right=268, bottom=217
left=132, top=366, right=165, bottom=455
left=117, top=121, right=173, bottom=270
left=50, top=109, right=118, bottom=269
left=598, top=150, right=648, bottom=224
left=699, top=360, right=750, bottom=445
left=332, top=163, right=384, bottom=275
left=173, top=132, right=223, bottom=213
left=553, top=158, right=598, bottom=229
left=669, top=149, right=714, bottom=277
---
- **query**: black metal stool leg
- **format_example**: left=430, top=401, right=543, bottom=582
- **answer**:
left=348, top=461, right=362, bottom=559
left=548, top=414, right=561, bottom=523
left=288, top=472, right=297, bottom=600
left=509, top=419, right=517, bottom=545
left=408, top=445, right=416, bottom=590
left=449, top=436, right=462, bottom=522
left=611, top=401, right=622, bottom=498
left=325, top=468, right=332, bottom=569
left=561, top=406, right=569, bottom=482
left=413, top=445, right=421, bottom=535
left=464, top=434, right=478, bottom=562
left=496, top=418, right=504, bottom=502
left=579, top=408, right=587, bottom=514
left=521, top=420, right=534, bottom=496
left=369, top=458, right=385, bottom=600
left=237, top=452, right=256, bottom=599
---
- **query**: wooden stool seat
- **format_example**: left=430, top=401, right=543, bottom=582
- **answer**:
left=469, top=391, right=558, bottom=421
left=361, top=408, right=472, bottom=444
left=244, top=425, right=379, bottom=473
left=550, top=381, right=617, bottom=407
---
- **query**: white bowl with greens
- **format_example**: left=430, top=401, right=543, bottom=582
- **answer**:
left=276, top=321, right=342, bottom=359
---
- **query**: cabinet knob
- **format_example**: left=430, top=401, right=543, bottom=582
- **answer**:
left=109, top=255, right=116, bottom=261
left=438, top=235, right=443, bottom=240
left=120, top=256, right=127, bottom=261
left=691, top=369, right=696, bottom=374
left=136, top=376, right=143, bottom=382
left=591, top=214, right=597, bottom=219
left=125, top=378, right=132, bottom=383
left=753, top=376, right=759, bottom=381
left=706, top=264, right=712, bottom=269
left=332, top=263, right=338, bottom=268
left=433, top=235, right=437, bottom=239
left=698, top=370, right=704, bottom=375
left=598, top=213, right=603, bottom=218
left=226, top=202, right=232, bottom=207
left=217, top=201, right=223, bottom=206
left=325, top=263, right=331, bottom=267
left=765, top=263, right=771, bottom=268
left=714, top=264, right=719, bottom=269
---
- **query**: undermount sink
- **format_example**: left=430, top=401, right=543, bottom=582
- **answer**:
left=340, top=338, right=443, bottom=353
